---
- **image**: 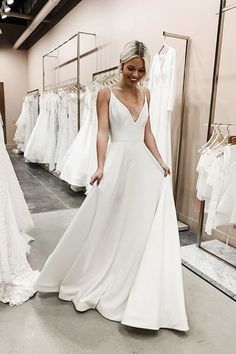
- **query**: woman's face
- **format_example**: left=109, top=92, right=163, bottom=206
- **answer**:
left=122, top=57, right=145, bottom=86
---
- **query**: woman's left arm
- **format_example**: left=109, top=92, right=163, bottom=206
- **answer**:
left=144, top=88, right=171, bottom=176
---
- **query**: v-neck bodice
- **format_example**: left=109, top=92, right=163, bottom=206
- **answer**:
left=108, top=89, right=148, bottom=143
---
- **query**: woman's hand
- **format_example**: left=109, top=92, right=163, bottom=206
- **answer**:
left=90, top=168, right=104, bottom=185
left=161, top=163, right=171, bottom=177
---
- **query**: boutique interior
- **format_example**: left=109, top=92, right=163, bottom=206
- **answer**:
left=1, top=0, right=236, bottom=353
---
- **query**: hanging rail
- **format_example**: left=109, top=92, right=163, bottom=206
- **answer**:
left=211, top=123, right=236, bottom=127
left=92, top=65, right=119, bottom=79
left=216, top=2, right=236, bottom=14
left=163, top=31, right=190, bottom=40
left=27, top=89, right=39, bottom=95
left=42, top=32, right=95, bottom=58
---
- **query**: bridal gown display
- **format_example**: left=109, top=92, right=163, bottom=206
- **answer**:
left=36, top=89, right=188, bottom=331
left=148, top=46, right=176, bottom=167
left=14, top=95, right=38, bottom=152
left=60, top=87, right=98, bottom=188
left=0, top=121, right=38, bottom=305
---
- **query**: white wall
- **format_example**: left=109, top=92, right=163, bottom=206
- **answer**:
left=27, top=0, right=223, bottom=231
left=0, top=41, right=28, bottom=145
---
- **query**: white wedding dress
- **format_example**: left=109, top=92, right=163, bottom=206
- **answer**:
left=60, top=87, right=98, bottom=187
left=35, top=90, right=188, bottom=331
left=148, top=46, right=176, bottom=168
left=0, top=122, right=38, bottom=305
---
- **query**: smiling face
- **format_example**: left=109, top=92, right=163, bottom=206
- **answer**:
left=121, top=57, right=145, bottom=86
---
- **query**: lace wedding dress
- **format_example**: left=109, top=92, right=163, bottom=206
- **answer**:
left=0, top=122, right=38, bottom=306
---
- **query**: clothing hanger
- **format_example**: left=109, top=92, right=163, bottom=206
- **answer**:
left=198, top=125, right=217, bottom=153
left=208, top=123, right=224, bottom=149
left=226, top=124, right=236, bottom=144
left=158, top=35, right=169, bottom=54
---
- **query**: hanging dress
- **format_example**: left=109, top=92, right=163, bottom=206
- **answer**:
left=215, top=145, right=236, bottom=226
left=24, top=93, right=51, bottom=163
left=60, top=86, right=98, bottom=188
left=35, top=89, right=188, bottom=331
left=0, top=121, right=38, bottom=306
left=148, top=46, right=176, bottom=167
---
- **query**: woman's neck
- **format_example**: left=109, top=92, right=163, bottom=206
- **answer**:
left=117, top=79, right=139, bottom=93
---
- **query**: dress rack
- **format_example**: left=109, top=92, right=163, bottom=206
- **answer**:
left=197, top=0, right=236, bottom=269
left=162, top=31, right=191, bottom=202
left=197, top=121, right=236, bottom=268
left=39, top=32, right=97, bottom=179
left=43, top=31, right=97, bottom=131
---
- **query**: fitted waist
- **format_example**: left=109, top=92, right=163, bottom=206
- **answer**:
left=110, top=130, right=144, bottom=143
left=111, top=137, right=144, bottom=143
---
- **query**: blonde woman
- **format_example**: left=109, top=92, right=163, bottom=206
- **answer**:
left=36, top=41, right=188, bottom=332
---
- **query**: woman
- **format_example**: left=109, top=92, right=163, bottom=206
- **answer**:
left=35, top=41, right=189, bottom=331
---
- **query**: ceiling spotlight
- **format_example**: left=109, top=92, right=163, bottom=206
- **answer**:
left=7, top=0, right=14, bottom=5
left=2, top=1, right=11, bottom=13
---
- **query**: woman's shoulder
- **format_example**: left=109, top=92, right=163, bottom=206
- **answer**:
left=141, top=86, right=150, bottom=101
left=97, top=86, right=111, bottom=101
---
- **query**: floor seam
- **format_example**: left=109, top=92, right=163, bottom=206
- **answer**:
left=26, top=169, right=70, bottom=209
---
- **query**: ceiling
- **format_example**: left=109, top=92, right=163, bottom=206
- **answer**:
left=0, top=0, right=81, bottom=49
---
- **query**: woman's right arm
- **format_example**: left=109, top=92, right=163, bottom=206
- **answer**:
left=90, top=88, right=110, bottom=185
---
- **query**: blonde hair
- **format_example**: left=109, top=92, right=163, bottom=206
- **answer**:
left=119, top=40, right=150, bottom=78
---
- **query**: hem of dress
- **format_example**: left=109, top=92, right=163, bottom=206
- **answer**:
left=121, top=317, right=189, bottom=332
left=57, top=291, right=189, bottom=332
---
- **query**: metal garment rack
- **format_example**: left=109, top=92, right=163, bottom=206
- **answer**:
left=27, top=89, right=39, bottom=95
left=92, top=65, right=119, bottom=79
left=40, top=32, right=96, bottom=178
left=197, top=0, right=236, bottom=268
left=162, top=31, right=191, bottom=201
left=43, top=31, right=97, bottom=131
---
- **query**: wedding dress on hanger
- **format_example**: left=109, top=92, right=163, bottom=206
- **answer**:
left=14, top=95, right=38, bottom=152
left=0, top=120, right=38, bottom=305
left=36, top=88, right=188, bottom=331
left=148, top=39, right=176, bottom=167
left=60, top=86, right=98, bottom=189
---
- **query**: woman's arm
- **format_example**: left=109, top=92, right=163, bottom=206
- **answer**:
left=90, top=88, right=110, bottom=185
left=144, top=88, right=170, bottom=176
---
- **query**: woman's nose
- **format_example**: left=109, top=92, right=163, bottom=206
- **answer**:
left=132, top=71, right=139, bottom=78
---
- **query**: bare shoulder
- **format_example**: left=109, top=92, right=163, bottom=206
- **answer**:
left=142, top=86, right=150, bottom=100
left=97, top=86, right=111, bottom=102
